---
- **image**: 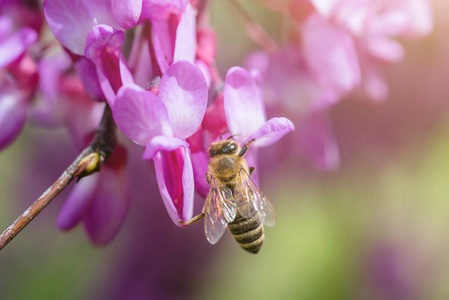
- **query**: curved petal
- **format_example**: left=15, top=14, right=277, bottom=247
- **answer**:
left=111, top=0, right=142, bottom=29
left=224, top=67, right=266, bottom=138
left=246, top=117, right=295, bottom=148
left=113, top=83, right=172, bottom=146
left=75, top=57, right=105, bottom=102
left=153, top=146, right=194, bottom=226
left=303, top=14, right=361, bottom=94
left=44, top=0, right=121, bottom=55
left=83, top=168, right=130, bottom=245
left=159, top=61, right=208, bottom=139
left=0, top=27, right=37, bottom=69
left=298, top=111, right=339, bottom=170
left=190, top=150, right=210, bottom=198
left=143, top=135, right=188, bottom=160
left=173, top=3, right=196, bottom=64
left=140, top=0, right=187, bottom=21
left=151, top=19, right=172, bottom=74
left=56, top=173, right=99, bottom=230
left=0, top=92, right=27, bottom=151
left=84, top=25, right=124, bottom=60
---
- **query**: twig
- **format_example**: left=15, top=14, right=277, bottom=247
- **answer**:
left=0, top=105, right=116, bottom=251
left=225, top=0, right=279, bottom=54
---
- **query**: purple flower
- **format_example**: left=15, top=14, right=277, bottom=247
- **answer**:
left=191, top=66, right=294, bottom=193
left=0, top=16, right=38, bottom=150
left=140, top=1, right=196, bottom=73
left=44, top=0, right=137, bottom=104
left=112, top=60, right=208, bottom=225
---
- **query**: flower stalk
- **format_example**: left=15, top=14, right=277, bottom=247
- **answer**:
left=0, top=105, right=116, bottom=251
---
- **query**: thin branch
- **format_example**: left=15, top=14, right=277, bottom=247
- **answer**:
left=225, top=0, right=279, bottom=54
left=0, top=105, right=116, bottom=251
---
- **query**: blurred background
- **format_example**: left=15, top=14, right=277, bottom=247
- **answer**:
left=2, top=0, right=449, bottom=299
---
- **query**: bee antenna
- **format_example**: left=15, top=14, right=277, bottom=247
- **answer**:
left=227, top=134, right=240, bottom=140
left=219, top=130, right=230, bottom=140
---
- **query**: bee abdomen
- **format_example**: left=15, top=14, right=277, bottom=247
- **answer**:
left=228, top=213, right=265, bottom=254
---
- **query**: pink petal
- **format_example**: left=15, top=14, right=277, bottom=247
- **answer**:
left=402, top=0, right=433, bottom=38
left=84, top=25, right=124, bottom=60
left=159, top=61, right=208, bottom=139
left=309, top=0, right=339, bottom=18
left=153, top=146, right=194, bottom=225
left=83, top=168, right=130, bottom=245
left=224, top=67, right=266, bottom=139
left=0, top=27, right=37, bottom=69
left=75, top=57, right=105, bottom=102
left=142, top=135, right=188, bottom=160
left=151, top=19, right=174, bottom=74
left=367, top=36, right=404, bottom=62
left=303, top=14, right=361, bottom=94
left=246, top=117, right=295, bottom=148
left=190, top=151, right=209, bottom=198
left=0, top=91, right=27, bottom=150
left=140, top=0, right=187, bottom=21
left=44, top=0, right=122, bottom=55
left=111, top=0, right=142, bottom=29
left=0, top=16, right=13, bottom=41
left=113, top=83, right=172, bottom=146
left=56, top=174, right=99, bottom=230
left=298, top=111, right=339, bottom=170
left=173, top=3, right=196, bottom=63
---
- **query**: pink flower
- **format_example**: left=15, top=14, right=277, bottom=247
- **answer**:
left=0, top=15, right=38, bottom=150
left=43, top=0, right=137, bottom=104
left=112, top=60, right=208, bottom=225
left=190, top=67, right=294, bottom=194
left=139, top=1, right=196, bottom=73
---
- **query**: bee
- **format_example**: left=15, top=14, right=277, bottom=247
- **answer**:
left=180, top=137, right=276, bottom=254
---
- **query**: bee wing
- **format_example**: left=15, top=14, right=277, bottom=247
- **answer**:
left=234, top=167, right=277, bottom=227
left=204, top=178, right=237, bottom=244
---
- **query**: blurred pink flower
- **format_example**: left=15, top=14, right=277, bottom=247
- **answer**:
left=0, top=15, right=38, bottom=150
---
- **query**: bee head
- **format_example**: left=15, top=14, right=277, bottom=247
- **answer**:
left=208, top=141, right=239, bottom=157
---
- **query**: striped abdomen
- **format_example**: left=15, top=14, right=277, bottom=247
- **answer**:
left=228, top=211, right=264, bottom=254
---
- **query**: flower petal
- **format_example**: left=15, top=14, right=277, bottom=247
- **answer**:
left=113, top=83, right=172, bottom=146
left=0, top=91, right=27, bottom=150
left=190, top=150, right=209, bottom=198
left=173, top=3, right=196, bottom=64
left=111, top=0, right=142, bottom=29
left=159, top=61, right=208, bottom=139
left=224, top=67, right=266, bottom=138
left=153, top=146, right=194, bottom=225
left=298, top=111, right=339, bottom=170
left=143, top=135, right=188, bottom=160
left=246, top=117, right=295, bottom=148
left=0, top=26, right=37, bottom=69
left=56, top=173, right=99, bottom=230
left=303, top=14, right=361, bottom=94
left=44, top=0, right=122, bottom=55
left=83, top=168, right=130, bottom=245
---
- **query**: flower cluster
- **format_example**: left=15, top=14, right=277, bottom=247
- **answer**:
left=246, top=0, right=433, bottom=169
left=0, top=0, right=432, bottom=245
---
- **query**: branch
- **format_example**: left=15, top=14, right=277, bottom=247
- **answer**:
left=0, top=105, right=116, bottom=251
left=226, top=0, right=279, bottom=54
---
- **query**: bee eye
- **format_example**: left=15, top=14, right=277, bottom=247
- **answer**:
left=209, top=149, right=216, bottom=157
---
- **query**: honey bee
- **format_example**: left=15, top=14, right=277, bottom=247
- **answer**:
left=180, top=137, right=276, bottom=254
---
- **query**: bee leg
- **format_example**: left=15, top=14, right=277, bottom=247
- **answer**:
left=179, top=213, right=205, bottom=226
left=205, top=173, right=210, bottom=184
left=239, top=138, right=256, bottom=157
left=249, top=166, right=255, bottom=175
